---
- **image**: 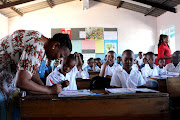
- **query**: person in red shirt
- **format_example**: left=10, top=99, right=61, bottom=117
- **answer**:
left=155, top=34, right=171, bottom=66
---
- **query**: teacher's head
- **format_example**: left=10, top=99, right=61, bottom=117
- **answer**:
left=158, top=34, right=169, bottom=48
left=45, top=33, right=72, bottom=60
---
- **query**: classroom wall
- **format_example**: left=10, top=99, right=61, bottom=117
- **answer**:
left=0, top=13, right=8, bottom=39
left=157, top=5, right=180, bottom=51
left=8, top=0, right=157, bottom=54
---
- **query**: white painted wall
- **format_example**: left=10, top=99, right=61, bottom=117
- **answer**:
left=157, top=5, right=180, bottom=51
left=0, top=13, right=8, bottom=39
left=9, top=0, right=157, bottom=54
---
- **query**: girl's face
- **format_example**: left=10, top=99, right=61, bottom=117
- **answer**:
left=163, top=36, right=168, bottom=44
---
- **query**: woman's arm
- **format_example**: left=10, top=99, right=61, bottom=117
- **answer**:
left=31, top=72, right=44, bottom=85
left=15, top=70, right=62, bottom=94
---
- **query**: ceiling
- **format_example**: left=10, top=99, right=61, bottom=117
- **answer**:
left=0, top=0, right=180, bottom=18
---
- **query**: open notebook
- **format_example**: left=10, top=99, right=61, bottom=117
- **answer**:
left=105, top=88, right=159, bottom=94
left=58, top=89, right=96, bottom=97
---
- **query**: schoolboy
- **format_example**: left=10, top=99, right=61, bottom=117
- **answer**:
left=110, top=50, right=146, bottom=88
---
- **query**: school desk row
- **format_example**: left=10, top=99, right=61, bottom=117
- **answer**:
left=20, top=77, right=180, bottom=120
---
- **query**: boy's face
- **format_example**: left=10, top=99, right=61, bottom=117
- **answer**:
left=107, top=52, right=116, bottom=65
left=62, top=59, right=76, bottom=75
left=96, top=60, right=102, bottom=67
left=122, top=52, right=134, bottom=70
left=146, top=55, right=155, bottom=66
left=172, top=52, right=180, bottom=65
left=158, top=59, right=165, bottom=67
left=88, top=59, right=94, bottom=67
left=138, top=53, right=142, bottom=59
left=117, top=57, right=122, bottom=63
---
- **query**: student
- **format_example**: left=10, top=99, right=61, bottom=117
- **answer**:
left=135, top=52, right=144, bottom=67
left=101, top=54, right=107, bottom=64
left=140, top=57, right=147, bottom=69
left=117, top=56, right=123, bottom=66
left=94, top=58, right=102, bottom=69
left=141, top=52, right=159, bottom=87
left=76, top=53, right=89, bottom=79
left=38, top=60, right=48, bottom=84
left=141, top=52, right=159, bottom=77
left=157, top=58, right=166, bottom=75
left=165, top=51, right=180, bottom=75
left=46, top=54, right=77, bottom=90
left=45, top=59, right=53, bottom=77
left=99, top=51, right=120, bottom=78
left=110, top=49, right=146, bottom=88
left=85, top=58, right=100, bottom=72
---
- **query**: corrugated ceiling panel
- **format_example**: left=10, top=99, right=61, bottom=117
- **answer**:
left=122, top=2, right=150, bottom=14
left=19, top=1, right=48, bottom=13
left=0, top=8, right=19, bottom=17
left=93, top=0, right=120, bottom=6
left=53, top=0, right=75, bottom=5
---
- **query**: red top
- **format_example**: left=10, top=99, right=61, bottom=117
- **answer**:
left=155, top=43, right=171, bottom=66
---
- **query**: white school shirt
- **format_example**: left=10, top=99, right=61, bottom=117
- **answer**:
left=141, top=64, right=159, bottom=78
left=135, top=56, right=144, bottom=66
left=76, top=70, right=89, bottom=79
left=157, top=66, right=166, bottom=75
left=46, top=66, right=78, bottom=90
left=101, top=63, right=121, bottom=77
left=132, top=64, right=139, bottom=70
left=165, top=62, right=180, bottom=74
left=110, top=67, right=146, bottom=88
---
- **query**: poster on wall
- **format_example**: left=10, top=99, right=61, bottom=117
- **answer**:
left=86, top=27, right=104, bottom=40
left=95, top=40, right=104, bottom=53
left=104, top=40, right=118, bottom=54
left=61, top=28, right=71, bottom=39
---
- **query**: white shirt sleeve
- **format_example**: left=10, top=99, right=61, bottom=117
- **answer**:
left=110, top=72, right=122, bottom=87
left=137, top=72, right=146, bottom=86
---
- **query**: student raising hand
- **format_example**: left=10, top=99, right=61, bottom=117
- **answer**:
left=74, top=52, right=83, bottom=70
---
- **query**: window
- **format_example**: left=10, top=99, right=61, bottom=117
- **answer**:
left=160, top=26, right=175, bottom=53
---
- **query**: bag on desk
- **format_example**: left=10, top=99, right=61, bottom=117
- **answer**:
left=90, top=76, right=111, bottom=90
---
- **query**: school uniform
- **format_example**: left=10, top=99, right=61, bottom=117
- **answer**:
left=136, top=56, right=144, bottom=66
left=165, top=62, right=180, bottom=74
left=46, top=65, right=78, bottom=90
left=101, top=63, right=121, bottom=77
left=141, top=64, right=159, bottom=77
left=110, top=67, right=146, bottom=88
left=76, top=64, right=89, bottom=79
left=132, top=64, right=139, bottom=71
left=85, top=65, right=101, bottom=72
left=141, top=64, right=159, bottom=88
left=157, top=66, right=166, bottom=75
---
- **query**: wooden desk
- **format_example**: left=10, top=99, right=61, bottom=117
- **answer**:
left=148, top=77, right=167, bottom=93
left=20, top=91, right=169, bottom=120
left=88, top=71, right=100, bottom=79
left=76, top=78, right=91, bottom=89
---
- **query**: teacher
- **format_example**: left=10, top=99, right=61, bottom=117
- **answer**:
left=155, top=34, right=171, bottom=66
left=0, top=30, right=72, bottom=120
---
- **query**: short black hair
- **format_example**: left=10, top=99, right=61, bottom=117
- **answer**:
left=158, top=58, right=164, bottom=62
left=122, top=49, right=134, bottom=56
left=96, top=58, right=101, bottom=61
left=117, top=56, right=121, bottom=59
left=51, top=33, right=72, bottom=51
left=108, top=50, right=116, bottom=57
left=139, top=52, right=143, bottom=54
left=88, top=58, right=94, bottom=62
left=64, top=54, right=76, bottom=63
left=146, top=52, right=155, bottom=56
left=173, top=51, right=180, bottom=56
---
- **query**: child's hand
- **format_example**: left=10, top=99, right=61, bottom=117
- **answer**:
left=61, top=80, right=70, bottom=88
left=105, top=60, right=110, bottom=66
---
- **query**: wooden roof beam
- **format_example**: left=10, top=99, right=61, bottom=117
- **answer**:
left=132, top=0, right=176, bottom=13
left=117, top=0, right=124, bottom=8
left=46, top=0, right=54, bottom=8
left=0, top=0, right=36, bottom=9
left=145, top=0, right=168, bottom=16
left=0, top=0, right=23, bottom=16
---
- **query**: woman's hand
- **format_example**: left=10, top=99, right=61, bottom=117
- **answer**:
left=49, top=84, right=62, bottom=94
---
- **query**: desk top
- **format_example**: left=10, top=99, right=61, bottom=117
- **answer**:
left=20, top=90, right=169, bottom=101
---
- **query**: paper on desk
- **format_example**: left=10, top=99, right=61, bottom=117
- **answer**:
left=58, top=89, right=95, bottom=97
left=105, top=88, right=136, bottom=94
left=134, top=88, right=159, bottom=93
